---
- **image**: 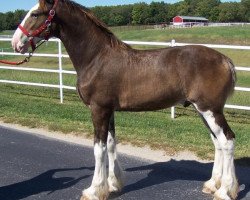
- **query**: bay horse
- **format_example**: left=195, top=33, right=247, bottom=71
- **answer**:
left=12, top=0, right=238, bottom=199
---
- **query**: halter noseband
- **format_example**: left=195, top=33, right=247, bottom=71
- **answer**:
left=18, top=0, right=59, bottom=51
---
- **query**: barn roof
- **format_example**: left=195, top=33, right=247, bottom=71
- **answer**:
left=177, top=16, right=208, bottom=21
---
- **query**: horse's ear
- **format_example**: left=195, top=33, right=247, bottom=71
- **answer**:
left=45, top=0, right=54, bottom=4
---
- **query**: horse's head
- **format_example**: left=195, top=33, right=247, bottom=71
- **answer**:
left=12, top=0, right=59, bottom=54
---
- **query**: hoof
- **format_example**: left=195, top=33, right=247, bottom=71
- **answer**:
left=213, top=195, right=230, bottom=200
left=213, top=179, right=239, bottom=200
left=108, top=176, right=124, bottom=193
left=81, top=185, right=109, bottom=200
left=80, top=194, right=108, bottom=200
left=202, top=180, right=217, bottom=195
left=229, top=180, right=239, bottom=200
left=202, top=186, right=214, bottom=194
left=214, top=191, right=231, bottom=200
left=80, top=196, right=90, bottom=200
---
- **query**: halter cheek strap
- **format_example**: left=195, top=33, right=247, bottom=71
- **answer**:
left=18, top=25, right=30, bottom=37
left=18, top=25, right=36, bottom=51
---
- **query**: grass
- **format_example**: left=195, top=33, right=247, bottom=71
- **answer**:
left=0, top=26, right=250, bottom=160
left=112, top=26, right=250, bottom=45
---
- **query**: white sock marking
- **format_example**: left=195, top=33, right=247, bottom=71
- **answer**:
left=92, top=141, right=107, bottom=186
left=194, top=104, right=237, bottom=198
left=82, top=141, right=109, bottom=199
left=107, top=131, right=123, bottom=192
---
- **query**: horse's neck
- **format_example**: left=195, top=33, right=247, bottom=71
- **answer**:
left=57, top=10, right=109, bottom=72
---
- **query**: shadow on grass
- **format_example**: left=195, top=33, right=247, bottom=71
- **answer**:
left=0, top=166, right=93, bottom=200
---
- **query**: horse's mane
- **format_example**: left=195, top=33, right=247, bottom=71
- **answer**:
left=40, top=0, right=129, bottom=49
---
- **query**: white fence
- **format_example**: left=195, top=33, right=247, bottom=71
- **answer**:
left=0, top=38, right=250, bottom=118
left=169, top=22, right=250, bottom=29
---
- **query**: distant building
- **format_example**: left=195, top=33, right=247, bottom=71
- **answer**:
left=173, top=16, right=208, bottom=26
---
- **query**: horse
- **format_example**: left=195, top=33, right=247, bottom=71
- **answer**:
left=11, top=0, right=239, bottom=199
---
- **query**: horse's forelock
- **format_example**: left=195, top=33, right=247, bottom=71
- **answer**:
left=39, top=0, right=49, bottom=11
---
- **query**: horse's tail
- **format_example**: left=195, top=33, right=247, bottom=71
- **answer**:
left=226, top=58, right=237, bottom=96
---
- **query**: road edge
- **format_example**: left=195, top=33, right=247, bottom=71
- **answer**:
left=0, top=121, right=210, bottom=163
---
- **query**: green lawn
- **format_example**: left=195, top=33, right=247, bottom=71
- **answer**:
left=112, top=26, right=250, bottom=45
left=0, top=26, right=249, bottom=160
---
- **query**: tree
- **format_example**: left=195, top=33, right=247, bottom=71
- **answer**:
left=92, top=6, right=112, bottom=25
left=92, top=5, right=133, bottom=26
left=195, top=0, right=220, bottom=19
left=0, top=13, right=7, bottom=31
left=176, top=1, right=189, bottom=16
left=132, top=3, right=151, bottom=24
left=209, top=6, right=220, bottom=21
left=13, top=10, right=27, bottom=28
left=184, top=0, right=200, bottom=15
left=218, top=2, right=242, bottom=22
left=241, top=0, right=250, bottom=21
left=0, top=10, right=27, bottom=31
left=168, top=3, right=179, bottom=22
left=148, top=2, right=169, bottom=24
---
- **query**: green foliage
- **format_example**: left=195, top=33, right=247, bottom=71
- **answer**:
left=92, top=5, right=133, bottom=26
left=195, top=0, right=220, bottom=20
left=92, top=0, right=250, bottom=26
left=218, top=2, right=242, bottom=22
left=241, top=0, right=250, bottom=21
left=132, top=3, right=151, bottom=24
left=0, top=9, right=26, bottom=31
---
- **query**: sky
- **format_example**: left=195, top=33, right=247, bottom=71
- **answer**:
left=0, top=0, right=241, bottom=13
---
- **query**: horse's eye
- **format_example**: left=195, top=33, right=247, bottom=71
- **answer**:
left=31, top=13, right=39, bottom=19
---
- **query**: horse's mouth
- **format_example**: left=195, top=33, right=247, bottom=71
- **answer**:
left=13, top=42, right=29, bottom=54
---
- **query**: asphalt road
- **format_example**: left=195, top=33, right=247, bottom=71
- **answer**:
left=0, top=125, right=249, bottom=200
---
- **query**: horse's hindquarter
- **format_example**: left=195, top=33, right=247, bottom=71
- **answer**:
left=173, top=45, right=234, bottom=110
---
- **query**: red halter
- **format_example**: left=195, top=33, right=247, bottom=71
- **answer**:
left=0, top=0, right=59, bottom=65
left=18, top=0, right=59, bottom=51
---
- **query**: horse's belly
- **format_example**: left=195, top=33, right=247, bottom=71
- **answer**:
left=117, top=91, right=183, bottom=111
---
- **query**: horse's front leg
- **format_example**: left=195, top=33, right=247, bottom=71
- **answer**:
left=107, top=113, right=124, bottom=193
left=81, top=105, right=112, bottom=200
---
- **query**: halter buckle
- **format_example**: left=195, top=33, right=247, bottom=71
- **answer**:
left=49, top=9, right=55, bottom=17
left=45, top=20, right=52, bottom=26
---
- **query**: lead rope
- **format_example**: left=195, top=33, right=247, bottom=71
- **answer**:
left=0, top=39, right=46, bottom=66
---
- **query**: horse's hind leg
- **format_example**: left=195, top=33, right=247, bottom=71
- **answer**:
left=195, top=105, right=238, bottom=200
left=107, top=113, right=124, bottom=193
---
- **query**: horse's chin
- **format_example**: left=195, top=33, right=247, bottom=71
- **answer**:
left=20, top=46, right=29, bottom=54
left=15, top=42, right=29, bottom=54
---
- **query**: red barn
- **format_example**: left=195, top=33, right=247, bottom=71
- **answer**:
left=173, top=16, right=208, bottom=26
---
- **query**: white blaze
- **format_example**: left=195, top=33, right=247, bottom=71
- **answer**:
left=12, top=4, right=39, bottom=53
